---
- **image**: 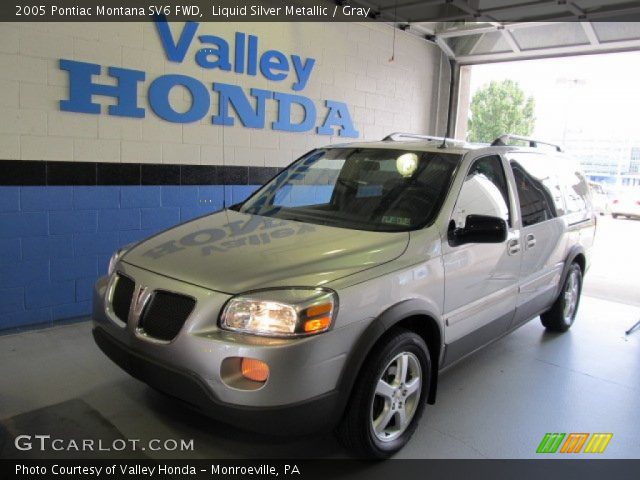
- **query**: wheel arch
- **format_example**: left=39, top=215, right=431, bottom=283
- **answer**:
left=557, top=246, right=586, bottom=298
left=573, top=252, right=586, bottom=275
left=336, top=299, right=444, bottom=420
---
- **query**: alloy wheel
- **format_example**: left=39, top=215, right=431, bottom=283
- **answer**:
left=370, top=352, right=422, bottom=442
left=563, top=269, right=580, bottom=323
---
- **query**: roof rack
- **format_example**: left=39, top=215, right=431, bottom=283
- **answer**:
left=491, top=134, right=563, bottom=152
left=382, top=132, right=461, bottom=144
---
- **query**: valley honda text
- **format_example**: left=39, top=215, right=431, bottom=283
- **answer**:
left=57, top=18, right=359, bottom=137
left=16, top=464, right=300, bottom=476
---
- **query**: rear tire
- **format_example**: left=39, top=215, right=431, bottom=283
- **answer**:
left=336, top=329, right=431, bottom=459
left=541, top=263, right=582, bottom=332
left=612, top=214, right=618, bottom=219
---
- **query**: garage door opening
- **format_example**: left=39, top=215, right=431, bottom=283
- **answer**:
left=456, top=51, right=640, bottom=188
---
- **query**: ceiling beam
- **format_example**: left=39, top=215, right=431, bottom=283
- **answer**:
left=347, top=0, right=435, bottom=35
left=501, top=4, right=640, bottom=22
left=451, top=0, right=500, bottom=22
left=378, top=0, right=445, bottom=13
left=456, top=37, right=640, bottom=65
left=581, top=22, right=600, bottom=45
left=405, top=0, right=640, bottom=23
left=575, top=3, right=640, bottom=20
left=467, top=33, right=485, bottom=55
left=435, top=22, right=553, bottom=39
left=435, top=36, right=456, bottom=58
left=408, top=0, right=556, bottom=22
left=479, top=0, right=557, bottom=15
left=451, top=0, right=479, bottom=16
left=562, top=0, right=587, bottom=18
left=500, top=29, right=522, bottom=53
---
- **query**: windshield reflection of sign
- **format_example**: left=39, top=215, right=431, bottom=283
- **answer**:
left=143, top=216, right=316, bottom=259
left=245, top=151, right=325, bottom=216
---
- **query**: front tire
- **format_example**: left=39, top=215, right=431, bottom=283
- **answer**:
left=337, top=329, right=431, bottom=458
left=541, top=263, right=582, bottom=332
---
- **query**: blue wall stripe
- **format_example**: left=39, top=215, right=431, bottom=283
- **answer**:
left=0, top=184, right=260, bottom=331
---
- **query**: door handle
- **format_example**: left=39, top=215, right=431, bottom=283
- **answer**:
left=526, top=234, right=536, bottom=249
left=507, top=239, right=520, bottom=255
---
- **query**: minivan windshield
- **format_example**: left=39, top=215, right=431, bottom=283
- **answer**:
left=240, top=148, right=460, bottom=232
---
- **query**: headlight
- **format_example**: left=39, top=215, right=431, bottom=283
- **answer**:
left=220, top=288, right=338, bottom=337
left=107, top=245, right=132, bottom=276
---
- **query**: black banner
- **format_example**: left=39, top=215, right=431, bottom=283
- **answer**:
left=3, top=0, right=640, bottom=22
left=5, top=0, right=373, bottom=22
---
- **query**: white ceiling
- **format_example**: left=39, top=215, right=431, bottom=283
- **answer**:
left=348, top=1, right=640, bottom=64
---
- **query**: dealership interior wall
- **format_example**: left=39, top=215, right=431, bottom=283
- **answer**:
left=0, top=21, right=449, bottom=330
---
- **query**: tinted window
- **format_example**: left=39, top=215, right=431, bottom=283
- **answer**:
left=510, top=161, right=556, bottom=227
left=453, top=155, right=510, bottom=227
left=241, top=148, right=460, bottom=232
left=508, top=153, right=565, bottom=215
left=508, top=152, right=590, bottom=225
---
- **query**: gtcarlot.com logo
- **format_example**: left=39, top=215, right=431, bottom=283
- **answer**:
left=14, top=435, right=194, bottom=452
left=536, top=433, right=613, bottom=454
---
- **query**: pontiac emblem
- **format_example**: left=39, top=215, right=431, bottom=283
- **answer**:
left=131, top=285, right=152, bottom=321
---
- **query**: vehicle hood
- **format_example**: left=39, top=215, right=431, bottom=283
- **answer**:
left=122, top=210, right=409, bottom=293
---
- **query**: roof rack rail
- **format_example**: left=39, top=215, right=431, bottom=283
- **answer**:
left=382, top=132, right=460, bottom=144
left=491, top=134, right=563, bottom=152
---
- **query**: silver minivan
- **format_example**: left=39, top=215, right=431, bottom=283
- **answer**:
left=92, top=133, right=595, bottom=458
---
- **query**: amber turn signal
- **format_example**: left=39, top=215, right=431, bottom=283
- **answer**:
left=301, top=302, right=333, bottom=334
left=303, top=316, right=331, bottom=333
left=305, top=303, right=332, bottom=317
left=241, top=357, right=269, bottom=382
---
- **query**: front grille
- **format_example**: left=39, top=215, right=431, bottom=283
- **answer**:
left=112, top=274, right=135, bottom=323
left=139, top=291, right=196, bottom=341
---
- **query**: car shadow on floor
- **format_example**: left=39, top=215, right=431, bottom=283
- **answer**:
left=139, top=387, right=348, bottom=458
left=1, top=390, right=349, bottom=460
left=0, top=399, right=146, bottom=459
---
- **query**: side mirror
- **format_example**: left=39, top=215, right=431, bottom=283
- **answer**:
left=449, top=214, right=507, bottom=246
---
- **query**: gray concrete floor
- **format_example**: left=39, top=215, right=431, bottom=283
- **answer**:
left=1, top=216, right=639, bottom=459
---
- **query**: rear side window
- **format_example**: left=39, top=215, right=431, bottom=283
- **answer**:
left=508, top=153, right=590, bottom=226
left=508, top=153, right=560, bottom=227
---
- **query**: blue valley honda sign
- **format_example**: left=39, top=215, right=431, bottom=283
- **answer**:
left=59, top=19, right=359, bottom=137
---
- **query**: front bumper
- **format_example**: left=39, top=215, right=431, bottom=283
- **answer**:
left=92, top=263, right=367, bottom=434
left=93, top=326, right=340, bottom=434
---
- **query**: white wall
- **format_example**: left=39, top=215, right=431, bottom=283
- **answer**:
left=0, top=21, right=445, bottom=168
